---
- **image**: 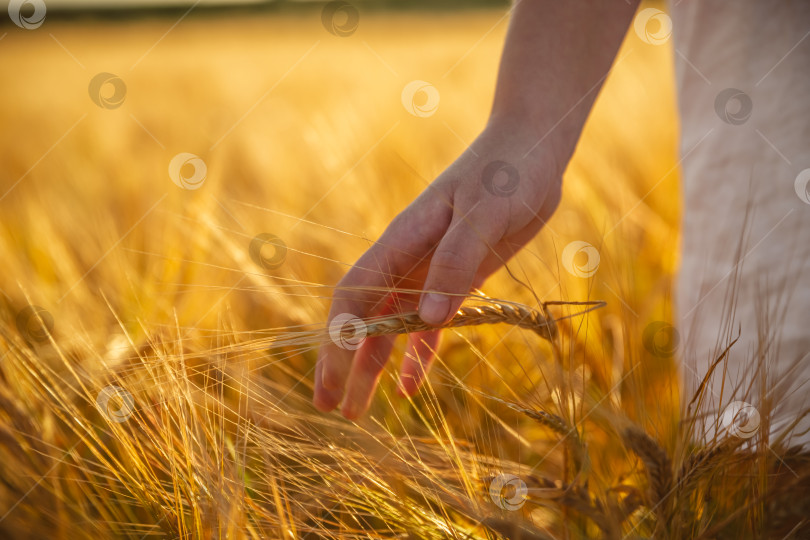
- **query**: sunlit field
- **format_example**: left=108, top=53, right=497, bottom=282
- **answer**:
left=0, top=3, right=807, bottom=538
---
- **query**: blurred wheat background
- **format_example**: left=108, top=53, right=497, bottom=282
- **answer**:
left=1, top=2, right=805, bottom=539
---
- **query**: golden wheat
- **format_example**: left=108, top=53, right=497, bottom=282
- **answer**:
left=622, top=426, right=674, bottom=532
left=364, top=301, right=559, bottom=341
left=4, top=3, right=806, bottom=539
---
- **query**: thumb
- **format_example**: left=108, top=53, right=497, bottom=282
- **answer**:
left=418, top=213, right=500, bottom=325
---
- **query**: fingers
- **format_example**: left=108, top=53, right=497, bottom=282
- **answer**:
left=340, top=334, right=398, bottom=419
left=314, top=195, right=452, bottom=414
left=398, top=330, right=441, bottom=397
left=319, top=287, right=373, bottom=395
left=418, top=209, right=505, bottom=325
left=315, top=266, right=392, bottom=413
left=313, top=358, right=343, bottom=412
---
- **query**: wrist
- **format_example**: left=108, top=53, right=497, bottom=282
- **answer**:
left=481, top=114, right=569, bottom=181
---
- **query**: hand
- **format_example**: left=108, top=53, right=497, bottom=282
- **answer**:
left=313, top=119, right=563, bottom=419
left=311, top=0, right=637, bottom=419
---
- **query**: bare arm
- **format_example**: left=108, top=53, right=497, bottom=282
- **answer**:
left=314, top=0, right=640, bottom=419
left=490, top=0, right=640, bottom=157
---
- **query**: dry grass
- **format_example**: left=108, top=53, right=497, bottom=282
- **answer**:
left=0, top=3, right=808, bottom=539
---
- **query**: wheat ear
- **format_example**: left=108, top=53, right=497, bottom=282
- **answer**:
left=362, top=302, right=557, bottom=341
left=622, top=427, right=673, bottom=530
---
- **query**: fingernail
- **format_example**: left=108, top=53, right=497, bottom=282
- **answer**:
left=419, top=293, right=450, bottom=325
left=320, top=353, right=338, bottom=391
left=321, top=366, right=338, bottom=391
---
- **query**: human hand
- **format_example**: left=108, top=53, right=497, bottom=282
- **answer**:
left=313, top=119, right=563, bottom=419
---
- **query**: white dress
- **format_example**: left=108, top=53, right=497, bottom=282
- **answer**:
left=671, top=1, right=810, bottom=446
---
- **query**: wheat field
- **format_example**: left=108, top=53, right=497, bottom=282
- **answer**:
left=0, top=3, right=806, bottom=539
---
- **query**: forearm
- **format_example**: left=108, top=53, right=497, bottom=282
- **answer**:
left=489, top=0, right=640, bottom=168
